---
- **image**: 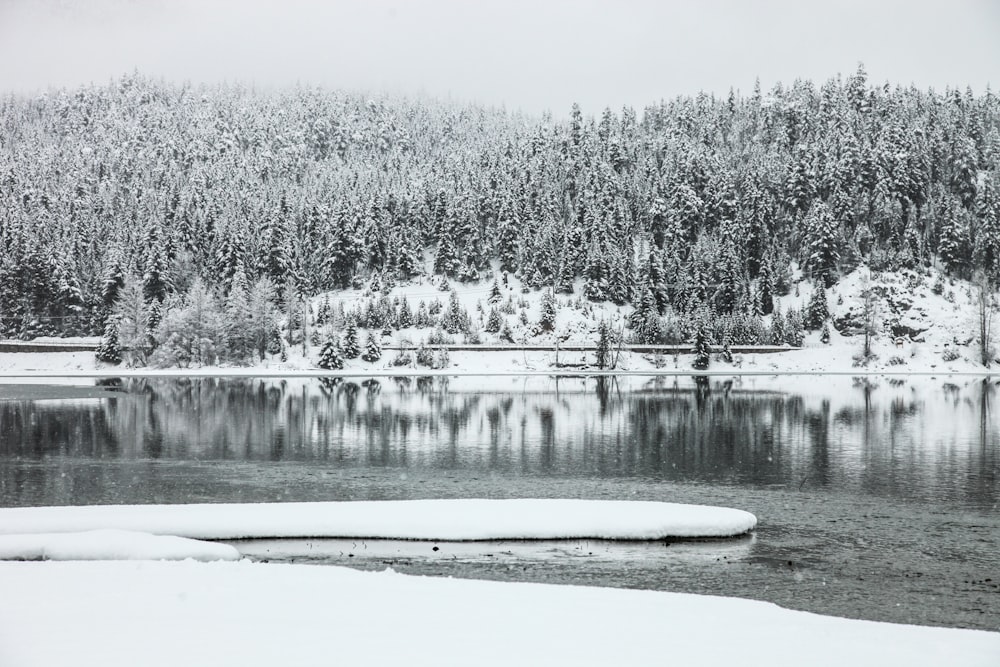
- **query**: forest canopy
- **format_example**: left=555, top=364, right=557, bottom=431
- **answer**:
left=0, top=65, right=998, bottom=340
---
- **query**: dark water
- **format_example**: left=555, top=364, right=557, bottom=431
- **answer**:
left=1, top=375, right=998, bottom=630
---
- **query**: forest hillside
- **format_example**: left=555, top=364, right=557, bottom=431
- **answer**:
left=1, top=66, right=998, bottom=366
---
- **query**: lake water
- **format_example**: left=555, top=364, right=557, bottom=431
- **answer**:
left=0, top=374, right=997, bottom=630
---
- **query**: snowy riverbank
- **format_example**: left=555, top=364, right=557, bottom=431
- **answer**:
left=1, top=559, right=997, bottom=667
left=2, top=266, right=997, bottom=377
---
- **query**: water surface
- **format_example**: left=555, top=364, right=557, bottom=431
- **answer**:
left=1, top=374, right=997, bottom=630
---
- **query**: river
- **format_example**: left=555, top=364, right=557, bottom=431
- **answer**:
left=0, top=374, right=997, bottom=630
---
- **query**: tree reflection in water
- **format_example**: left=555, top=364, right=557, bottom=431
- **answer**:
left=0, top=376, right=996, bottom=509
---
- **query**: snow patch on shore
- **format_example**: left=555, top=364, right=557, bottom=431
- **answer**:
left=0, top=499, right=757, bottom=540
left=0, top=529, right=240, bottom=561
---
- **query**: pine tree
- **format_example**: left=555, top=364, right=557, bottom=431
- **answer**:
left=939, top=198, right=971, bottom=277
left=343, top=320, right=361, bottom=358
left=317, top=335, right=344, bottom=370
left=805, top=282, right=829, bottom=330
left=224, top=266, right=253, bottom=363
left=96, top=316, right=122, bottom=364
left=692, top=314, right=711, bottom=370
left=488, top=277, right=503, bottom=304
left=442, top=289, right=469, bottom=334
left=538, top=288, right=557, bottom=332
left=804, top=202, right=840, bottom=288
left=397, top=298, right=413, bottom=328
left=770, top=305, right=787, bottom=346
left=248, top=277, right=278, bottom=362
left=361, top=331, right=382, bottom=362
left=976, top=180, right=1000, bottom=279
left=757, top=253, right=775, bottom=316
left=595, top=319, right=612, bottom=369
left=786, top=307, right=805, bottom=346
left=112, top=276, right=150, bottom=367
left=485, top=307, right=503, bottom=333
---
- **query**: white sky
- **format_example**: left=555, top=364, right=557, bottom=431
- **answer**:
left=0, top=0, right=998, bottom=115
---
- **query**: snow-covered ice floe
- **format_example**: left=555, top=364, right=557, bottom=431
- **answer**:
left=1, top=560, right=997, bottom=667
left=0, top=499, right=756, bottom=541
left=0, top=529, right=239, bottom=561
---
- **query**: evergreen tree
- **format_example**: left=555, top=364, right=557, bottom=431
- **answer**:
left=361, top=331, right=382, bottom=362
left=96, top=316, right=122, bottom=365
left=939, top=198, right=972, bottom=277
left=757, top=254, right=775, bottom=316
left=397, top=298, right=413, bottom=328
left=805, top=282, right=829, bottom=330
left=485, top=307, right=503, bottom=333
left=317, top=335, right=344, bottom=370
left=804, top=202, right=840, bottom=288
left=488, top=277, right=503, bottom=304
left=343, top=320, right=361, bottom=358
left=441, top=289, right=470, bottom=334
left=112, top=276, right=150, bottom=367
left=595, top=319, right=612, bottom=369
left=692, top=313, right=711, bottom=370
left=785, top=307, right=805, bottom=346
left=224, top=266, right=254, bottom=363
left=538, top=288, right=557, bottom=332
left=248, top=277, right=278, bottom=362
left=770, top=305, right=787, bottom=346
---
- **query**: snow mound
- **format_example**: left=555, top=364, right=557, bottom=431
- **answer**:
left=0, top=560, right=996, bottom=667
left=0, top=499, right=757, bottom=541
left=0, top=529, right=240, bottom=562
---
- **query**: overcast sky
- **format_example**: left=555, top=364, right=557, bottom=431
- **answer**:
left=1, top=0, right=998, bottom=115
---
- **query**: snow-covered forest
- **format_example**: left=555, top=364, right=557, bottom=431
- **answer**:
left=1, top=65, right=998, bottom=364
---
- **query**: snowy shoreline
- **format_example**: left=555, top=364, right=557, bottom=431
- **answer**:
left=2, top=560, right=997, bottom=667
left=1, top=352, right=999, bottom=378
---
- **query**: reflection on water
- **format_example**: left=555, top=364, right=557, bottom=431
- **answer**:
left=0, top=375, right=997, bottom=509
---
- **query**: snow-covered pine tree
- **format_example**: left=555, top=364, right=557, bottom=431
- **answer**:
left=415, top=300, right=429, bottom=327
left=595, top=319, right=612, bottom=369
left=756, top=252, right=775, bottom=316
left=343, top=320, right=361, bottom=358
left=804, top=201, right=840, bottom=288
left=692, top=313, right=712, bottom=370
left=96, top=316, right=122, bottom=364
left=488, top=277, right=503, bottom=304
left=785, top=308, right=805, bottom=346
left=485, top=307, right=503, bottom=333
left=938, top=197, right=971, bottom=277
left=361, top=331, right=382, bottom=362
left=770, top=305, right=786, bottom=346
left=317, top=334, right=344, bottom=370
left=224, top=265, right=253, bottom=363
left=397, top=298, right=413, bottom=328
left=442, top=289, right=469, bottom=334
left=538, top=288, right=557, bottom=332
left=805, top=282, right=829, bottom=330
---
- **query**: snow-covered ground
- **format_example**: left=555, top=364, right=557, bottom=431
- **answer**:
left=0, top=499, right=757, bottom=541
left=0, top=529, right=239, bottom=562
left=0, top=266, right=995, bottom=376
left=1, top=560, right=996, bottom=667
